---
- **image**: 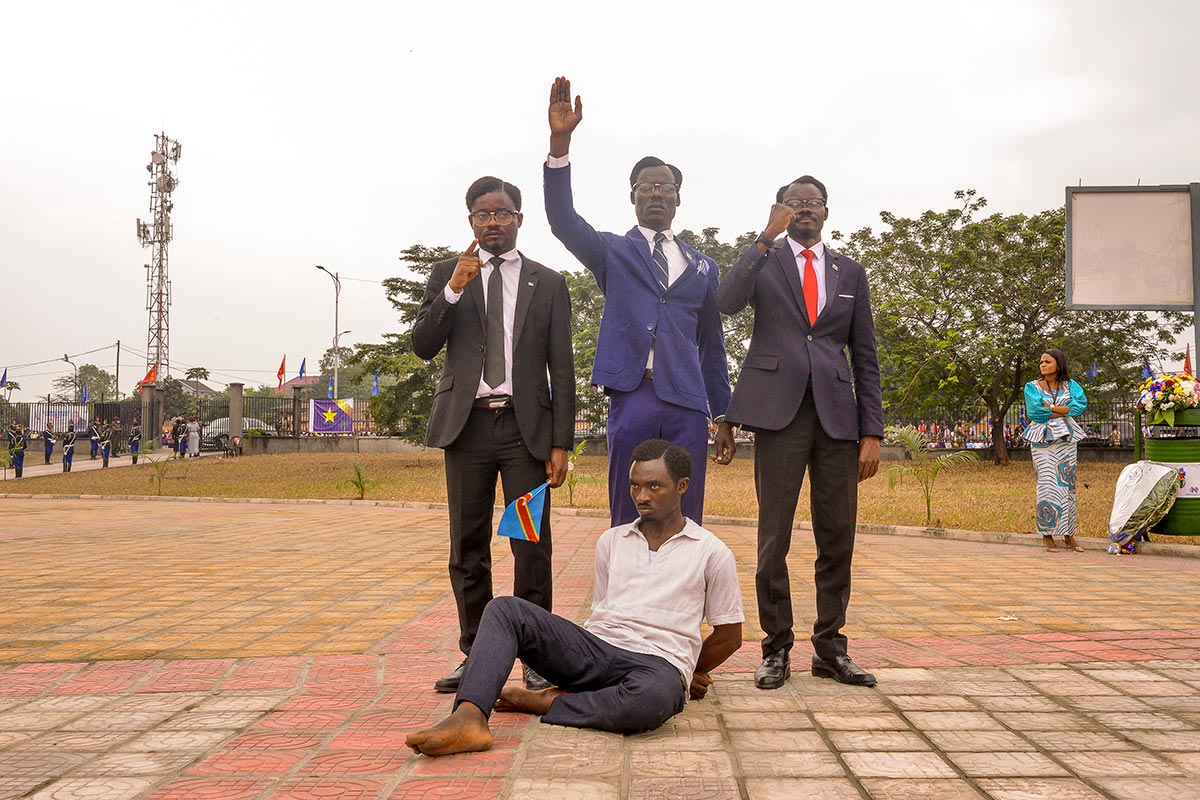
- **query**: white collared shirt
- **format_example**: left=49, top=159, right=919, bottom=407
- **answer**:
left=787, top=237, right=827, bottom=316
left=585, top=517, right=744, bottom=686
left=443, top=247, right=520, bottom=398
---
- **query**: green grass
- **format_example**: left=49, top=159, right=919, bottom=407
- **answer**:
left=8, top=450, right=1150, bottom=541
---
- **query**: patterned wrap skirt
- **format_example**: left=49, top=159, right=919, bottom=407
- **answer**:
left=1032, top=439, right=1078, bottom=537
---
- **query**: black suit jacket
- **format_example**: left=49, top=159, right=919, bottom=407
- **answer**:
left=412, top=253, right=575, bottom=461
left=716, top=240, right=883, bottom=440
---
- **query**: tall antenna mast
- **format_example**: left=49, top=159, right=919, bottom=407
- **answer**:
left=137, top=132, right=182, bottom=381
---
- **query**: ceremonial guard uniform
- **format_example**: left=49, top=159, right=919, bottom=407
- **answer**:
left=6, top=423, right=28, bottom=478
left=100, top=423, right=112, bottom=468
left=41, top=421, right=56, bottom=464
left=88, top=419, right=100, bottom=459
left=129, top=421, right=142, bottom=465
left=62, top=426, right=76, bottom=472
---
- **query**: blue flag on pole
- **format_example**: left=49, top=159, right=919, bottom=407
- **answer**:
left=81, top=386, right=89, bottom=404
left=0, top=368, right=6, bottom=388
left=1143, top=363, right=1153, bottom=379
left=497, top=482, right=550, bottom=543
left=327, top=376, right=334, bottom=399
left=299, top=358, right=306, bottom=379
left=372, top=371, right=379, bottom=397
left=1087, top=360, right=1097, bottom=383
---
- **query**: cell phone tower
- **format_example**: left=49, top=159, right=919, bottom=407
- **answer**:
left=136, top=132, right=182, bottom=381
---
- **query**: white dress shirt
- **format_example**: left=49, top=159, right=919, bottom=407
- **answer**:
left=443, top=247, right=520, bottom=398
left=786, top=237, right=827, bottom=316
left=585, top=517, right=745, bottom=686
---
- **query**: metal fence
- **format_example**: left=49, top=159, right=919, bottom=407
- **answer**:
left=884, top=396, right=1138, bottom=448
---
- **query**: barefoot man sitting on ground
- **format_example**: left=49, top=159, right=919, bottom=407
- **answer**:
left=406, top=439, right=745, bottom=756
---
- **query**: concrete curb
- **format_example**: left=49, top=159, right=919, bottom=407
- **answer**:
left=6, top=491, right=1198, bottom=559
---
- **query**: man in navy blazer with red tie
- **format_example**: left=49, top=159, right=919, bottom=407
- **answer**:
left=717, top=176, right=884, bottom=690
left=543, top=77, right=734, bottom=527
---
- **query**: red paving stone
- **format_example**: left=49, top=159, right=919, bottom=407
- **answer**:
left=6, top=498, right=1200, bottom=797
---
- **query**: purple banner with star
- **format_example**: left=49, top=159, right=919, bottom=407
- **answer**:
left=310, top=398, right=354, bottom=434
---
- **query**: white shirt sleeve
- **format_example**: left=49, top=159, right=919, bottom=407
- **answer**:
left=442, top=283, right=463, bottom=304
left=703, top=546, right=745, bottom=626
left=592, top=530, right=612, bottom=609
left=546, top=154, right=570, bottom=169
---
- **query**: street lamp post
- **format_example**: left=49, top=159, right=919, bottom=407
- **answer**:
left=315, top=265, right=342, bottom=397
left=332, top=330, right=351, bottom=397
left=62, top=354, right=78, bottom=403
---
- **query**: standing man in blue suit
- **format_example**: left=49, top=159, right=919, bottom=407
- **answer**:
left=544, top=76, right=734, bottom=527
left=717, top=176, right=883, bottom=690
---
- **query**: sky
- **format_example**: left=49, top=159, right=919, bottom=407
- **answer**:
left=2, top=0, right=1198, bottom=400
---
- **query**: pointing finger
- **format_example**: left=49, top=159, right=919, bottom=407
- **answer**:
left=465, top=238, right=478, bottom=256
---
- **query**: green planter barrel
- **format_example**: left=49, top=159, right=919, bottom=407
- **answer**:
left=1145, top=408, right=1200, bottom=535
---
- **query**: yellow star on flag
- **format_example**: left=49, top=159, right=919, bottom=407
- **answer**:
left=322, top=408, right=339, bottom=423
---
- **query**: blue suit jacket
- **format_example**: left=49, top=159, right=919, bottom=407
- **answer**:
left=544, top=163, right=730, bottom=419
left=717, top=239, right=883, bottom=440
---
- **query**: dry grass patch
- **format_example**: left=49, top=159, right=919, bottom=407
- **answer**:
left=10, top=451, right=1150, bottom=540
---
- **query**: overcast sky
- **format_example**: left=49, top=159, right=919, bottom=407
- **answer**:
left=2, top=0, right=1197, bottom=400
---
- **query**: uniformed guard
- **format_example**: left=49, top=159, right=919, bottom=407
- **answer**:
left=62, top=424, right=76, bottom=472
left=41, top=420, right=56, bottom=465
left=174, top=416, right=188, bottom=459
left=6, top=423, right=28, bottom=478
left=129, top=418, right=142, bottom=465
left=88, top=418, right=101, bottom=459
left=100, top=421, right=112, bottom=468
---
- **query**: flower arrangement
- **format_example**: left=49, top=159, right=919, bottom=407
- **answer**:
left=1137, top=372, right=1200, bottom=426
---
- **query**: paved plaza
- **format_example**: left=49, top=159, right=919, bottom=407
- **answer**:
left=2, top=497, right=1200, bottom=799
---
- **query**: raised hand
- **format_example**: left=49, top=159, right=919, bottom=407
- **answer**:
left=548, top=76, right=583, bottom=157
left=448, top=238, right=482, bottom=293
left=764, top=203, right=796, bottom=240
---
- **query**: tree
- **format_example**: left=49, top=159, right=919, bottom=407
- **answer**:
left=884, top=424, right=978, bottom=526
left=51, top=364, right=115, bottom=403
left=158, top=376, right=198, bottom=418
left=185, top=367, right=210, bottom=382
left=835, top=191, right=1190, bottom=465
left=349, top=244, right=459, bottom=443
left=677, top=227, right=758, bottom=382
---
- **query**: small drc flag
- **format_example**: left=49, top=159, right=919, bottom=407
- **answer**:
left=327, top=376, right=334, bottom=399
left=497, top=482, right=550, bottom=543
left=0, top=367, right=6, bottom=388
left=372, top=371, right=379, bottom=397
left=1143, top=363, right=1153, bottom=379
left=299, top=358, right=306, bottom=379
left=81, top=386, right=89, bottom=404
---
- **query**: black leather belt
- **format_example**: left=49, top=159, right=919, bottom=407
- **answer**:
left=474, top=395, right=513, bottom=409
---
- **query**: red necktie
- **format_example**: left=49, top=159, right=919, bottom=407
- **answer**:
left=801, top=249, right=818, bottom=324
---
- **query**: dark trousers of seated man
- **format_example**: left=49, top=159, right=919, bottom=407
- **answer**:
left=455, top=596, right=686, bottom=734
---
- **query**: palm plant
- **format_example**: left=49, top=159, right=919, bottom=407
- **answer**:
left=885, top=424, right=978, bottom=527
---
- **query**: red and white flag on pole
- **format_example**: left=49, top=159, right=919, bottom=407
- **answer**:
left=277, top=356, right=287, bottom=391
left=1186, top=344, right=1193, bottom=375
left=138, top=364, right=158, bottom=394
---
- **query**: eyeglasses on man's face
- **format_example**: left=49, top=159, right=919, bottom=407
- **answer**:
left=469, top=210, right=519, bottom=226
left=633, top=182, right=679, bottom=197
left=782, top=198, right=826, bottom=210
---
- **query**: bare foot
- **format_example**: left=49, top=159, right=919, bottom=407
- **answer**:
left=405, top=703, right=493, bottom=757
left=495, top=684, right=568, bottom=714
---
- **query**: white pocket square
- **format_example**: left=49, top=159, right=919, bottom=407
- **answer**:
left=838, top=293, right=855, bottom=299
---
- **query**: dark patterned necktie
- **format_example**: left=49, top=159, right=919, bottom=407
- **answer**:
left=652, top=232, right=670, bottom=290
left=484, top=256, right=506, bottom=389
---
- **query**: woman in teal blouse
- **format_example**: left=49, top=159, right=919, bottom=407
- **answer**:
left=1022, top=348, right=1088, bottom=552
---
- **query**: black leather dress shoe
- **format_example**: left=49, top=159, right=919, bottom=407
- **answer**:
left=434, top=659, right=467, bottom=693
left=523, top=664, right=552, bottom=691
left=754, top=651, right=790, bottom=690
left=811, top=655, right=877, bottom=687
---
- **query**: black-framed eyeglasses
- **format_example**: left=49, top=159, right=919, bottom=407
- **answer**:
left=782, top=198, right=826, bottom=210
left=633, top=181, right=679, bottom=197
left=469, top=209, right=519, bottom=225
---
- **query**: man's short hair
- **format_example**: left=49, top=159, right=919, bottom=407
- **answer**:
left=630, top=156, right=683, bottom=189
left=775, top=174, right=829, bottom=204
left=465, top=176, right=522, bottom=211
left=630, top=438, right=692, bottom=482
